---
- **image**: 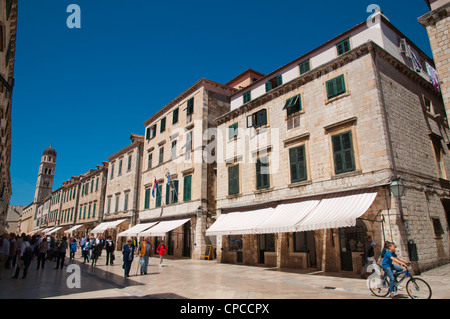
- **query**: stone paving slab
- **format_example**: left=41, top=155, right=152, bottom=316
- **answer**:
left=1, top=251, right=449, bottom=299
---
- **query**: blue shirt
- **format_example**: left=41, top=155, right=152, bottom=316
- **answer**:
left=382, top=250, right=397, bottom=268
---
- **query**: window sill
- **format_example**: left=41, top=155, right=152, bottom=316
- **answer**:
left=254, top=187, right=273, bottom=195
left=227, top=193, right=242, bottom=199
left=331, top=169, right=361, bottom=180
left=288, top=180, right=312, bottom=188
left=325, top=91, right=350, bottom=105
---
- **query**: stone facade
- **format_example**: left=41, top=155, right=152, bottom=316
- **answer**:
left=419, top=0, right=450, bottom=115
left=0, top=0, right=17, bottom=233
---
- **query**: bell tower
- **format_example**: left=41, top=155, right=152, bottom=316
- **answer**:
left=34, top=145, right=57, bottom=203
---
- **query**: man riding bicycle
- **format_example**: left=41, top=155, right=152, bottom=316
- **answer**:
left=382, top=242, right=411, bottom=297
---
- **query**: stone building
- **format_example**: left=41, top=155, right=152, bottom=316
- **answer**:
left=209, top=14, right=449, bottom=274
left=98, top=135, right=143, bottom=247
left=419, top=0, right=450, bottom=114
left=0, top=0, right=17, bottom=234
left=139, top=79, right=236, bottom=259
left=19, top=203, right=33, bottom=235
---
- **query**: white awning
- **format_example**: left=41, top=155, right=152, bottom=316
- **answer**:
left=294, top=188, right=378, bottom=232
left=254, top=200, right=321, bottom=234
left=41, top=227, right=55, bottom=234
left=64, top=225, right=83, bottom=234
left=206, top=207, right=275, bottom=236
left=46, top=227, right=62, bottom=235
left=139, top=218, right=191, bottom=237
left=117, top=223, right=157, bottom=237
left=90, top=219, right=126, bottom=234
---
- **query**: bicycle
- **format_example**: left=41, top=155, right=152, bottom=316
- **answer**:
left=368, top=266, right=432, bottom=299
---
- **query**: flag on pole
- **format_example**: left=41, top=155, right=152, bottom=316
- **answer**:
left=152, top=177, right=158, bottom=198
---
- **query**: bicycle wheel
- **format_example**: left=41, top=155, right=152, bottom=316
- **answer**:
left=368, top=275, right=390, bottom=297
left=406, top=278, right=432, bottom=299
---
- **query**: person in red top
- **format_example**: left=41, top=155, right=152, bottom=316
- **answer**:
left=156, top=241, right=167, bottom=266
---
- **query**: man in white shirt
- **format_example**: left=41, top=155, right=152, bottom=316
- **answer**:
left=0, top=234, right=11, bottom=280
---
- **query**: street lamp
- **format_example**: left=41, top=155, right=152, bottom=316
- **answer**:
left=390, top=178, right=405, bottom=198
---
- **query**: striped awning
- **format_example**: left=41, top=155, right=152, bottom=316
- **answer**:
left=206, top=208, right=275, bottom=236
left=90, top=219, right=126, bottom=234
left=139, top=218, right=191, bottom=237
left=64, top=225, right=83, bottom=234
left=207, top=187, right=379, bottom=235
left=46, top=227, right=62, bottom=235
left=118, top=222, right=157, bottom=237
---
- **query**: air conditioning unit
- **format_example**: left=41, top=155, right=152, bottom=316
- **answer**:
left=399, top=38, right=411, bottom=58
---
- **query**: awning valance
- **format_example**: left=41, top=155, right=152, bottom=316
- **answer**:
left=118, top=223, right=157, bottom=237
left=139, top=218, right=190, bottom=237
left=46, top=227, right=62, bottom=235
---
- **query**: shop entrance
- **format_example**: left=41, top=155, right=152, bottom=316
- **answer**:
left=183, top=221, right=191, bottom=257
left=339, top=219, right=367, bottom=271
left=258, top=234, right=275, bottom=264
left=294, top=231, right=316, bottom=267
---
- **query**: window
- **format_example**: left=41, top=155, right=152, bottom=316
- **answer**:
left=332, top=131, right=356, bottom=174
left=173, top=108, right=179, bottom=124
left=283, top=94, right=302, bottom=116
left=243, top=91, right=251, bottom=104
left=95, top=177, right=99, bottom=191
left=247, top=109, right=267, bottom=128
left=185, top=131, right=193, bottom=153
left=256, top=156, right=270, bottom=189
left=326, top=74, right=346, bottom=99
left=115, top=195, right=119, bottom=212
left=432, top=217, right=444, bottom=238
left=228, top=123, right=238, bottom=139
left=124, top=193, right=129, bottom=211
left=79, top=207, right=82, bottom=219
left=146, top=125, right=157, bottom=140
left=92, top=202, right=96, bottom=218
left=166, top=180, right=179, bottom=205
left=144, top=187, right=151, bottom=209
left=228, top=164, right=240, bottom=195
left=289, top=145, right=307, bottom=183
left=299, top=59, right=310, bottom=75
left=147, top=153, right=153, bottom=170
left=336, top=38, right=351, bottom=56
left=127, top=155, right=132, bottom=171
left=265, top=75, right=282, bottom=92
left=431, top=136, right=447, bottom=179
left=159, top=147, right=164, bottom=164
left=110, top=163, right=114, bottom=179
left=107, top=197, right=111, bottom=214
left=187, top=98, right=194, bottom=115
left=118, top=160, right=122, bottom=175
left=83, top=206, right=86, bottom=219
left=171, top=140, right=177, bottom=159
left=88, top=204, right=91, bottom=218
left=155, top=185, right=162, bottom=207
left=160, top=117, right=166, bottom=133
left=183, top=175, right=192, bottom=202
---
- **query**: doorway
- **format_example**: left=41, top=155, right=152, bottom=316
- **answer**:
left=167, top=231, right=174, bottom=255
left=258, top=234, right=275, bottom=264
left=339, top=219, right=367, bottom=271
left=183, top=221, right=191, bottom=257
left=294, top=231, right=317, bottom=267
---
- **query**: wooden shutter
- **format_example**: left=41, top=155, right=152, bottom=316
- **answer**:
left=144, top=188, right=150, bottom=209
left=332, top=131, right=355, bottom=174
left=183, top=175, right=192, bottom=201
left=228, top=165, right=239, bottom=195
left=277, top=75, right=283, bottom=86
left=289, top=146, right=306, bottom=183
left=173, top=108, right=179, bottom=124
left=265, top=81, right=271, bottom=92
left=173, top=180, right=179, bottom=204
left=166, top=183, right=171, bottom=205
left=156, top=185, right=162, bottom=207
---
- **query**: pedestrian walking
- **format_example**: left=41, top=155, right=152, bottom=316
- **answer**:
left=138, top=237, right=152, bottom=275
left=7, top=233, right=17, bottom=269
left=156, top=240, right=168, bottom=266
left=36, top=237, right=48, bottom=270
left=122, top=238, right=135, bottom=278
left=361, top=235, right=379, bottom=278
left=82, top=237, right=91, bottom=263
left=12, top=235, right=33, bottom=279
left=105, top=236, right=115, bottom=266
left=55, top=236, right=68, bottom=269
left=91, top=236, right=103, bottom=266
left=0, top=233, right=10, bottom=280
left=70, top=239, right=77, bottom=261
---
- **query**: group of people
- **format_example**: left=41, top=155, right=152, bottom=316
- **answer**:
left=360, top=235, right=412, bottom=298
left=0, top=231, right=170, bottom=280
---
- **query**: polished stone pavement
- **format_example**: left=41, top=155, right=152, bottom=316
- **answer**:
left=1, top=251, right=449, bottom=299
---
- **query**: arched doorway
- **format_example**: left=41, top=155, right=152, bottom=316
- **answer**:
left=339, top=219, right=368, bottom=271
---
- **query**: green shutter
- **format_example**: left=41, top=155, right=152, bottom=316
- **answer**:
left=93, top=203, right=96, bottom=218
left=156, top=185, right=162, bottom=207
left=337, top=38, right=350, bottom=56
left=173, top=108, right=179, bottom=124
left=228, top=165, right=239, bottom=195
left=166, top=183, right=170, bottom=205
left=326, top=75, right=346, bottom=99
left=229, top=123, right=238, bottom=139
left=265, top=81, right=271, bottom=92
left=256, top=157, right=269, bottom=189
left=160, top=117, right=166, bottom=132
left=144, top=188, right=150, bottom=209
left=187, top=98, right=194, bottom=115
left=332, top=131, right=355, bottom=174
left=299, top=59, right=310, bottom=75
left=173, top=180, right=179, bottom=204
left=243, top=91, right=251, bottom=104
left=277, top=75, right=283, bottom=86
left=290, top=145, right=307, bottom=183
left=183, top=175, right=192, bottom=201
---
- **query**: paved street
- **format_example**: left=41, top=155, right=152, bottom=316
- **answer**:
left=1, top=251, right=449, bottom=299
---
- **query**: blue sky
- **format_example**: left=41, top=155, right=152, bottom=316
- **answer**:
left=10, top=0, right=432, bottom=206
